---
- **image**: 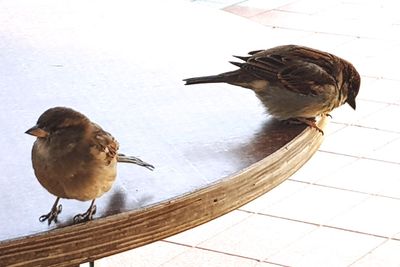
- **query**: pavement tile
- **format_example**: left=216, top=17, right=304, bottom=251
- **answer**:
left=199, top=214, right=316, bottom=260
left=268, top=226, right=384, bottom=267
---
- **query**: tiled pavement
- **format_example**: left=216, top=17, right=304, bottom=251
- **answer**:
left=88, top=0, right=400, bottom=266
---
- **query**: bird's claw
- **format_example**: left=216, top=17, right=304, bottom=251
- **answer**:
left=73, top=204, right=97, bottom=224
left=39, top=204, right=62, bottom=225
left=296, top=117, right=324, bottom=135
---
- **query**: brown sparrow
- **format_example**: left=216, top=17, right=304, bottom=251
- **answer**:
left=184, top=45, right=361, bottom=133
left=25, top=107, right=154, bottom=225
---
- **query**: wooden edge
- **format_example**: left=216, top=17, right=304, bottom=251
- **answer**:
left=0, top=117, right=328, bottom=267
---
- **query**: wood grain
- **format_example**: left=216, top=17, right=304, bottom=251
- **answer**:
left=0, top=1, right=329, bottom=266
left=0, top=118, right=326, bottom=266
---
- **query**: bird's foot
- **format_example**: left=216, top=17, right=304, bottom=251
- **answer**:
left=39, top=203, right=62, bottom=225
left=73, top=203, right=97, bottom=224
left=294, top=117, right=324, bottom=135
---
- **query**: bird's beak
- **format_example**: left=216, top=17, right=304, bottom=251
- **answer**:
left=346, top=98, right=356, bottom=110
left=25, top=125, right=49, bottom=138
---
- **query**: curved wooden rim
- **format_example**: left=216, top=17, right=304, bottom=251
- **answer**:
left=0, top=118, right=327, bottom=267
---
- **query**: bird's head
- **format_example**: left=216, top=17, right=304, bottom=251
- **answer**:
left=344, top=64, right=361, bottom=110
left=25, top=107, right=89, bottom=139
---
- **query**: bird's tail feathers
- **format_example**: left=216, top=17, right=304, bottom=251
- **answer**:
left=183, top=74, right=228, bottom=85
left=183, top=70, right=240, bottom=85
left=117, top=153, right=154, bottom=171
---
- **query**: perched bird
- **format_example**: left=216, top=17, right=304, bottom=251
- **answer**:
left=184, top=45, right=361, bottom=133
left=25, top=107, right=154, bottom=225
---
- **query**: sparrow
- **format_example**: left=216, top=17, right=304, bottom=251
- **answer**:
left=183, top=45, right=361, bottom=133
left=25, top=107, right=154, bottom=225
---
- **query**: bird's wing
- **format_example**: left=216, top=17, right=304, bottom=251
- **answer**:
left=89, top=123, right=119, bottom=165
left=237, top=46, right=338, bottom=96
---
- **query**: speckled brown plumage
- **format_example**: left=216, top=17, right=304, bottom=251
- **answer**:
left=26, top=107, right=154, bottom=224
left=184, top=45, right=361, bottom=133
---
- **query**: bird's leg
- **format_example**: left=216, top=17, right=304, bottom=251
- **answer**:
left=39, top=197, right=62, bottom=225
left=73, top=199, right=97, bottom=224
left=295, top=117, right=324, bottom=135
left=282, top=117, right=323, bottom=133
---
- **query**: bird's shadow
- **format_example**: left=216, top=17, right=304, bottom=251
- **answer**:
left=55, top=188, right=154, bottom=227
left=101, top=189, right=154, bottom=217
